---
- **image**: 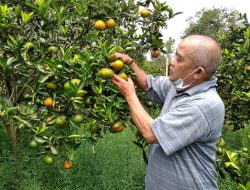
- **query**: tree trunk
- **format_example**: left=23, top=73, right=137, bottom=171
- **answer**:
left=5, top=125, right=17, bottom=155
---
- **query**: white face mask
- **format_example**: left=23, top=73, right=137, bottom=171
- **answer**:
left=172, top=69, right=198, bottom=92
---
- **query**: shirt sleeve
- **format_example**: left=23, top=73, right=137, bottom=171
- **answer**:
left=151, top=103, right=211, bottom=156
left=146, top=75, right=174, bottom=104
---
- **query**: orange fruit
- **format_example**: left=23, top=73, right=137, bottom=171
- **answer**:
left=43, top=97, right=54, bottom=107
left=140, top=9, right=150, bottom=18
left=111, top=121, right=125, bottom=133
left=151, top=49, right=160, bottom=58
left=47, top=82, right=57, bottom=90
left=63, top=160, right=73, bottom=169
left=117, top=72, right=128, bottom=81
left=246, top=65, right=250, bottom=71
left=28, top=139, right=39, bottom=149
left=44, top=155, right=54, bottom=165
left=94, top=20, right=106, bottom=30
left=111, top=60, right=124, bottom=71
left=99, top=68, right=114, bottom=79
left=55, top=115, right=67, bottom=127
left=105, top=18, right=116, bottom=29
left=89, top=125, right=99, bottom=134
left=72, top=114, right=84, bottom=123
left=64, top=81, right=70, bottom=89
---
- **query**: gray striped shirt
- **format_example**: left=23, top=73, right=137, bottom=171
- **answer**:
left=145, top=75, right=225, bottom=190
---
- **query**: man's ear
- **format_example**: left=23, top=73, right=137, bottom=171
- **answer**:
left=194, top=67, right=205, bottom=79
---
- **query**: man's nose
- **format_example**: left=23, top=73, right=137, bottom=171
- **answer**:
left=170, top=57, right=176, bottom=66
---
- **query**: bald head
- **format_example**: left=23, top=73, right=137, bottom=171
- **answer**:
left=182, top=35, right=222, bottom=79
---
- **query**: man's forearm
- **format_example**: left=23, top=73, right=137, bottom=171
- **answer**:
left=129, top=62, right=148, bottom=92
left=126, top=93, right=158, bottom=144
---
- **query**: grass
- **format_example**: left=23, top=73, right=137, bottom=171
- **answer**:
left=0, top=127, right=146, bottom=190
left=1, top=120, right=249, bottom=190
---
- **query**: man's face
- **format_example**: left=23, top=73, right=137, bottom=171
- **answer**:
left=169, top=40, right=196, bottom=84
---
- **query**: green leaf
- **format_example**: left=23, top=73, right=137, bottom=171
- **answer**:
left=238, top=184, right=247, bottom=190
left=246, top=181, right=250, bottom=189
left=49, top=145, right=58, bottom=155
left=38, top=74, right=53, bottom=83
left=68, top=134, right=81, bottom=138
left=8, top=35, right=17, bottom=46
left=34, top=135, right=47, bottom=144
left=21, top=10, right=34, bottom=24
left=12, top=116, right=32, bottom=128
left=107, top=45, right=124, bottom=57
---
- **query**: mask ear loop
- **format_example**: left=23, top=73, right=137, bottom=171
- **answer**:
left=182, top=67, right=199, bottom=81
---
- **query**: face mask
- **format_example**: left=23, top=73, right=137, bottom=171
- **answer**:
left=172, top=69, right=198, bottom=92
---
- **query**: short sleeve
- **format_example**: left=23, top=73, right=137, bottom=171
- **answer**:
left=147, top=75, right=174, bottom=104
left=151, top=103, right=211, bottom=156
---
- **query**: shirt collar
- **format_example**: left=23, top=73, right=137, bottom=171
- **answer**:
left=176, top=76, right=218, bottom=96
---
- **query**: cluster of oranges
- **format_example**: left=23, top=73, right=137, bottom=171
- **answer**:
left=98, top=59, right=128, bottom=81
left=140, top=9, right=161, bottom=58
left=94, top=18, right=116, bottom=31
left=43, top=78, right=86, bottom=127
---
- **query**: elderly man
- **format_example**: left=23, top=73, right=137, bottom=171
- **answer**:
left=111, top=35, right=225, bottom=190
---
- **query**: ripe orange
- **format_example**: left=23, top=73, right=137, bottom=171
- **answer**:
left=151, top=49, right=160, bottom=58
left=111, top=121, right=125, bottom=133
left=140, top=9, right=150, bottom=18
left=63, top=160, right=73, bottom=169
left=99, top=68, right=114, bottom=79
left=94, top=20, right=106, bottom=30
left=105, top=18, right=116, bottom=29
left=111, top=60, right=124, bottom=71
left=246, top=65, right=250, bottom=71
left=117, top=72, right=128, bottom=81
left=43, top=97, right=54, bottom=107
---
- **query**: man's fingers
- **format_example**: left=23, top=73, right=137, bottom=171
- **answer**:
left=127, top=77, right=133, bottom=83
left=109, top=52, right=121, bottom=60
left=112, top=74, right=124, bottom=82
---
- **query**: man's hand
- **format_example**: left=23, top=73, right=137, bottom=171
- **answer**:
left=112, top=74, right=136, bottom=101
left=109, top=52, right=133, bottom=65
left=110, top=52, right=148, bottom=92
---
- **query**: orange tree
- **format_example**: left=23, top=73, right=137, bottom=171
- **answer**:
left=0, top=0, right=180, bottom=163
left=216, top=21, right=250, bottom=130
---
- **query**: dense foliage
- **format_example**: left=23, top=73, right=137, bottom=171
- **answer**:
left=0, top=0, right=180, bottom=162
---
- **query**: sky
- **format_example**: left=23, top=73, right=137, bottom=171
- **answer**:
left=162, top=0, right=250, bottom=49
